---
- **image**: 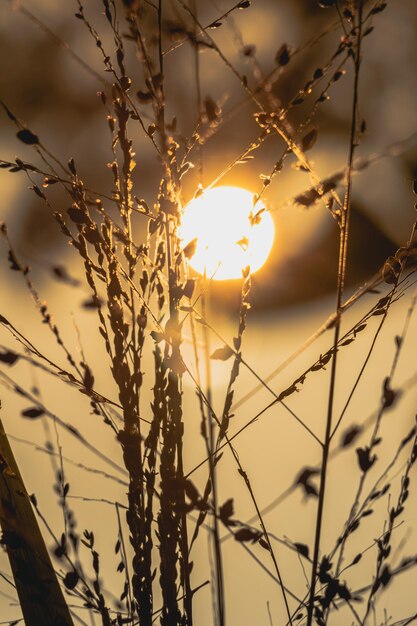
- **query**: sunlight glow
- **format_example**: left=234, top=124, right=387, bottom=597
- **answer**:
left=180, top=186, right=275, bottom=280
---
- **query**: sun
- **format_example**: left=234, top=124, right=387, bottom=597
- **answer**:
left=179, top=186, right=275, bottom=280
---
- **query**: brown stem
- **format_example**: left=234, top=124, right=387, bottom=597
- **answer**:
left=306, top=3, right=364, bottom=624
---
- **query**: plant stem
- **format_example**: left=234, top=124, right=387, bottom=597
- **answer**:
left=202, top=281, right=225, bottom=626
left=306, top=3, right=364, bottom=624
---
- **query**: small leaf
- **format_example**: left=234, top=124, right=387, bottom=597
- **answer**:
left=83, top=226, right=101, bottom=244
left=356, top=447, right=377, bottom=473
left=0, top=350, right=19, bottom=366
left=52, top=266, right=80, bottom=287
left=258, top=537, right=271, bottom=551
left=210, top=345, right=234, bottom=361
left=149, top=217, right=161, bottom=235
left=275, top=43, right=290, bottom=66
left=21, top=407, right=44, bottom=419
left=67, top=207, right=89, bottom=224
left=294, top=542, right=310, bottom=559
left=63, top=571, right=79, bottom=590
left=294, top=188, right=320, bottom=207
left=68, top=158, right=76, bottom=175
left=234, top=527, right=261, bottom=542
left=184, top=479, right=200, bottom=503
left=183, top=279, right=195, bottom=299
left=249, top=208, right=265, bottom=225
left=355, top=323, right=367, bottom=334
left=301, top=129, right=318, bottom=152
left=236, top=236, right=249, bottom=251
left=82, top=296, right=103, bottom=309
left=383, top=377, right=398, bottom=409
left=17, top=129, right=39, bottom=145
left=371, top=2, right=387, bottom=14
left=150, top=330, right=165, bottom=343
left=183, top=238, right=198, bottom=260
left=219, top=498, right=234, bottom=523
left=277, top=383, right=298, bottom=401
left=204, top=96, right=221, bottom=122
left=31, top=185, right=46, bottom=199
left=8, top=250, right=20, bottom=271
left=136, top=90, right=152, bottom=103
left=379, top=564, right=392, bottom=588
left=340, top=425, right=362, bottom=448
left=82, top=364, right=95, bottom=392
left=295, top=467, right=319, bottom=498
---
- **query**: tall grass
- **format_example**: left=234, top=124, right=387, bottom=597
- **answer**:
left=0, top=1, right=417, bottom=625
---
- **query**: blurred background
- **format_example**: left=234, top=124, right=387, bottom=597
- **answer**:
left=0, top=0, right=417, bottom=624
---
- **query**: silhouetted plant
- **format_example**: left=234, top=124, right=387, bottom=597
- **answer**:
left=0, top=1, right=417, bottom=625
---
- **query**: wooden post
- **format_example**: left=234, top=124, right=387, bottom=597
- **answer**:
left=0, top=418, right=74, bottom=626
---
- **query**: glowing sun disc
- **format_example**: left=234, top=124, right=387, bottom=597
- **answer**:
left=180, top=186, right=275, bottom=280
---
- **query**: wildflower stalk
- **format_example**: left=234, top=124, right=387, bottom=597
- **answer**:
left=156, top=3, right=192, bottom=622
left=306, top=3, right=365, bottom=624
left=202, top=280, right=225, bottom=626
